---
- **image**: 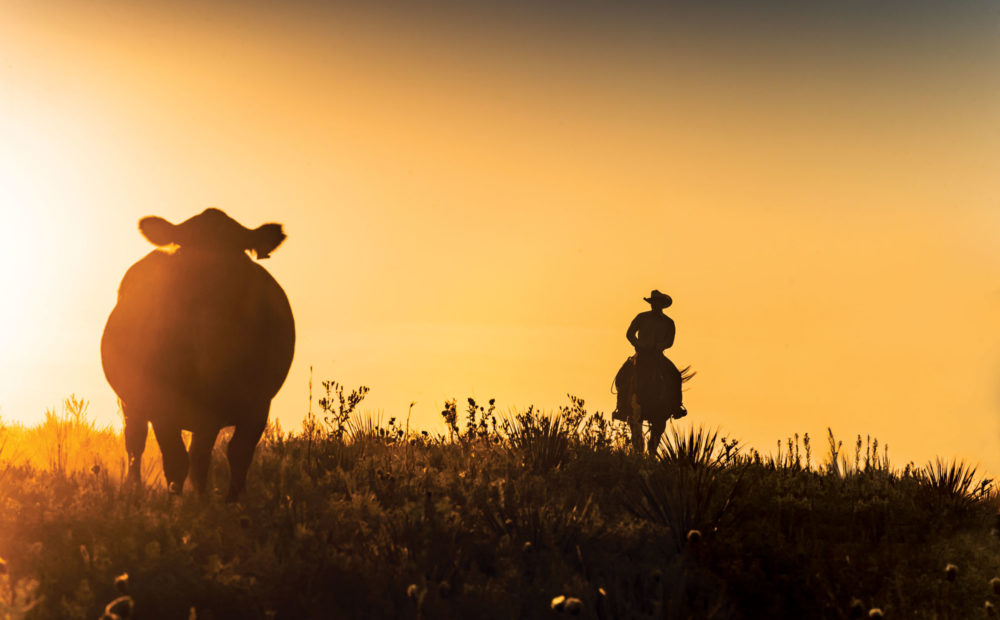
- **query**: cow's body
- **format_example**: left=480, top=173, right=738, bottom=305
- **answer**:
left=101, top=209, right=294, bottom=500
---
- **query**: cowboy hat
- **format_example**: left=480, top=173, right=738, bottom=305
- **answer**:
left=643, top=290, right=672, bottom=307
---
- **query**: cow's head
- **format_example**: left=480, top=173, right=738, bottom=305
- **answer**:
left=138, top=208, right=286, bottom=259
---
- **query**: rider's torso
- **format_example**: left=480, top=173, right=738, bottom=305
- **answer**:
left=632, top=311, right=675, bottom=352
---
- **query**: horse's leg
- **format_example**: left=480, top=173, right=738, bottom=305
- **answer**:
left=225, top=407, right=268, bottom=502
left=123, top=406, right=148, bottom=485
left=152, top=421, right=189, bottom=495
left=629, top=396, right=645, bottom=454
left=188, top=428, right=220, bottom=498
left=648, top=417, right=667, bottom=456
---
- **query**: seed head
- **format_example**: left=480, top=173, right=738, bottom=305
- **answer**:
left=563, top=597, right=583, bottom=615
left=0, top=557, right=7, bottom=575
left=848, top=598, right=864, bottom=618
left=522, top=541, right=534, bottom=553
left=406, top=584, right=419, bottom=599
left=945, top=563, right=958, bottom=582
left=991, top=577, right=1000, bottom=596
left=987, top=601, right=997, bottom=617
left=868, top=609, right=883, bottom=619
left=686, top=529, right=702, bottom=545
left=551, top=595, right=566, bottom=611
left=92, top=465, right=101, bottom=475
left=114, top=572, right=129, bottom=594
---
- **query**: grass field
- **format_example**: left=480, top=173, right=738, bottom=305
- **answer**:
left=0, top=389, right=998, bottom=619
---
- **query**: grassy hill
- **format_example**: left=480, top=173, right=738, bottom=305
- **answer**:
left=0, top=390, right=997, bottom=619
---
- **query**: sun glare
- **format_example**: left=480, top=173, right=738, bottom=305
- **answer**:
left=0, top=192, right=39, bottom=350
left=0, top=122, right=71, bottom=418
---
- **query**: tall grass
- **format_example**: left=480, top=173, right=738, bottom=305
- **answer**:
left=0, top=389, right=997, bottom=619
left=0, top=395, right=137, bottom=481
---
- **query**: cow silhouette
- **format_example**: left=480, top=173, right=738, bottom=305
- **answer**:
left=101, top=208, right=295, bottom=500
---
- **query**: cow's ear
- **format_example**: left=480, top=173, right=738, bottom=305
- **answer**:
left=139, top=216, right=176, bottom=246
left=250, top=223, right=286, bottom=259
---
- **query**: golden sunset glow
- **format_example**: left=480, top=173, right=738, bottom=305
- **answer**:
left=1, top=1, right=998, bottom=473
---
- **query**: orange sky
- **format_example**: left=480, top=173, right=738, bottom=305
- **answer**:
left=1, top=1, right=998, bottom=471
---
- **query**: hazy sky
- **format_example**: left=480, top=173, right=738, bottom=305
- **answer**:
left=2, top=1, right=998, bottom=471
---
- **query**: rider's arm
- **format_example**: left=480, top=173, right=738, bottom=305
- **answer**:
left=626, top=316, right=641, bottom=348
left=663, top=317, right=676, bottom=349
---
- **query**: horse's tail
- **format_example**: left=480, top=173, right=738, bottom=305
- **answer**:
left=680, top=365, right=697, bottom=383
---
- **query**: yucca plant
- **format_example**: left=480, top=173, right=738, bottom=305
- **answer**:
left=346, top=412, right=397, bottom=446
left=500, top=408, right=572, bottom=473
left=657, top=425, right=722, bottom=469
left=920, top=458, right=991, bottom=510
left=626, top=460, right=749, bottom=550
left=481, top=494, right=600, bottom=554
left=631, top=434, right=747, bottom=551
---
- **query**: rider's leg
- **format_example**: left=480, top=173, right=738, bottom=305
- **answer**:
left=615, top=357, right=634, bottom=417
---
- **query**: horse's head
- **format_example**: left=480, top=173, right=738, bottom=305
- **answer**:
left=138, top=208, right=286, bottom=259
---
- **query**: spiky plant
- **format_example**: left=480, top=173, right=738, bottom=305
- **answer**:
left=500, top=408, right=572, bottom=473
left=920, top=458, right=991, bottom=509
left=346, top=412, right=386, bottom=445
left=630, top=427, right=746, bottom=550
left=658, top=424, right=721, bottom=469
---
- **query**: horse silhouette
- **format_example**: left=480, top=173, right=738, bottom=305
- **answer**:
left=615, top=356, right=693, bottom=454
left=101, top=208, right=295, bottom=500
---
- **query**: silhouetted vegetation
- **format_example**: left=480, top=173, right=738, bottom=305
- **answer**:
left=0, top=389, right=998, bottom=618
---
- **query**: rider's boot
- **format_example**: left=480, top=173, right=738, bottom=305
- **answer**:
left=615, top=390, right=630, bottom=420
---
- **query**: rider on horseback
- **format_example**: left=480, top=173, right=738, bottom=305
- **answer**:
left=614, top=290, right=687, bottom=422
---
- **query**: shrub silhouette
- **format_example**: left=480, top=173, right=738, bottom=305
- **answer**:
left=0, top=390, right=997, bottom=618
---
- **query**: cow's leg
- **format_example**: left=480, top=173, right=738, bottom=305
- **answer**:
left=225, top=410, right=267, bottom=502
left=123, top=410, right=149, bottom=485
left=648, top=417, right=667, bottom=456
left=152, top=421, right=189, bottom=495
left=188, top=428, right=220, bottom=498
